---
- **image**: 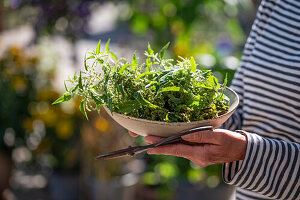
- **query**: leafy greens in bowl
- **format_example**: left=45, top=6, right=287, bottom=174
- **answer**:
left=53, top=40, right=237, bottom=136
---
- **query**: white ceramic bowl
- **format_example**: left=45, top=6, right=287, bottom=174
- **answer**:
left=104, top=87, right=239, bottom=137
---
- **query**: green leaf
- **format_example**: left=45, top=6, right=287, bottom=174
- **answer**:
left=52, top=93, right=72, bottom=104
left=223, top=73, right=228, bottom=87
left=146, top=57, right=151, bottom=72
left=190, top=57, right=196, bottom=72
left=107, top=97, right=113, bottom=113
left=218, top=73, right=228, bottom=100
left=147, top=66, right=150, bottom=72
left=117, top=84, right=125, bottom=98
left=157, top=86, right=187, bottom=94
left=84, top=55, right=88, bottom=71
left=119, top=63, right=131, bottom=73
left=79, top=101, right=88, bottom=119
left=64, top=81, right=69, bottom=92
left=148, top=43, right=154, bottom=55
left=102, top=74, right=109, bottom=93
left=159, top=42, right=170, bottom=59
left=108, top=51, right=117, bottom=60
left=84, top=55, right=95, bottom=71
left=145, top=80, right=157, bottom=88
left=135, top=71, right=156, bottom=82
left=71, top=84, right=79, bottom=93
left=96, top=40, right=101, bottom=55
left=167, top=94, right=180, bottom=104
left=175, top=104, right=187, bottom=112
left=165, top=113, right=169, bottom=122
left=116, top=100, right=139, bottom=113
left=97, top=58, right=104, bottom=64
left=197, top=83, right=213, bottom=89
left=132, top=52, right=138, bottom=70
left=207, top=76, right=218, bottom=88
left=85, top=102, right=92, bottom=112
left=105, top=38, right=111, bottom=52
left=90, top=90, right=104, bottom=105
left=86, top=55, right=95, bottom=60
left=134, top=91, right=159, bottom=108
left=79, top=71, right=83, bottom=90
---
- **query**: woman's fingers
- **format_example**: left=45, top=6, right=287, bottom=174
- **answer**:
left=145, top=136, right=205, bottom=161
left=128, top=131, right=139, bottom=137
left=181, top=130, right=220, bottom=144
left=144, top=135, right=164, bottom=145
left=139, top=129, right=247, bottom=167
left=147, top=143, right=196, bottom=159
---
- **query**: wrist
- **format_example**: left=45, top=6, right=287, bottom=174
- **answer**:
left=235, top=130, right=248, bottom=160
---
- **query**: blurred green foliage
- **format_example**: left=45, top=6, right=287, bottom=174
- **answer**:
left=127, top=0, right=255, bottom=85
left=125, top=0, right=255, bottom=198
left=0, top=46, right=38, bottom=155
left=0, top=45, right=82, bottom=171
left=0, top=0, right=257, bottom=198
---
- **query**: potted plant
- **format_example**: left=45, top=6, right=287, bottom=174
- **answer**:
left=53, top=41, right=238, bottom=200
left=53, top=40, right=236, bottom=135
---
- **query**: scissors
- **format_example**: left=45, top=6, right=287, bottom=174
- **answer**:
left=95, top=126, right=213, bottom=160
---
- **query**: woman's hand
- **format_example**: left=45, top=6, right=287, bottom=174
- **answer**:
left=139, top=129, right=247, bottom=167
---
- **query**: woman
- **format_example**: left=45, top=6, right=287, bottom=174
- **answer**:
left=130, top=0, right=300, bottom=199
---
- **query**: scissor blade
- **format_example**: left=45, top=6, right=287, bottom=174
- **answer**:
left=94, top=145, right=154, bottom=160
left=95, top=125, right=213, bottom=160
left=95, top=148, right=133, bottom=160
left=154, top=126, right=213, bottom=147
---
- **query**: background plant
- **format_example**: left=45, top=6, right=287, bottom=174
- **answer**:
left=0, top=45, right=82, bottom=172
left=0, top=0, right=259, bottom=199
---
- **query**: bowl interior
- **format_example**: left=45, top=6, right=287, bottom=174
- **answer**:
left=104, top=87, right=239, bottom=137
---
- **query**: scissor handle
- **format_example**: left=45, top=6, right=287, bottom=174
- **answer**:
left=95, top=126, right=213, bottom=160
left=154, top=126, right=213, bottom=147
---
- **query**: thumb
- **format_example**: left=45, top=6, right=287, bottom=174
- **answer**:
left=181, top=130, right=218, bottom=144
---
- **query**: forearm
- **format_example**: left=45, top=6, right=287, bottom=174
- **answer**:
left=223, top=131, right=300, bottom=200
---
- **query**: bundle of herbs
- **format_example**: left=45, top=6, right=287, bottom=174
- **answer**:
left=53, top=40, right=229, bottom=122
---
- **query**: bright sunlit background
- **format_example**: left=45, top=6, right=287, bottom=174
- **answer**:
left=0, top=0, right=259, bottom=199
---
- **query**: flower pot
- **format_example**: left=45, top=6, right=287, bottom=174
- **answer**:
left=104, top=87, right=239, bottom=137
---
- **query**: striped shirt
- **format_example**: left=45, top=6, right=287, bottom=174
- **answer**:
left=222, top=0, right=300, bottom=199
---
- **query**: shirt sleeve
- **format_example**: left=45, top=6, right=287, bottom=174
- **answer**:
left=223, top=131, right=300, bottom=200
left=222, top=65, right=244, bottom=130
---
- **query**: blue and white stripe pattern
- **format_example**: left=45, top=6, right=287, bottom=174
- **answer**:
left=222, top=0, right=300, bottom=199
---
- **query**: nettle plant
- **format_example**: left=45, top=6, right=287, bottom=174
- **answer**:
left=53, top=40, right=229, bottom=122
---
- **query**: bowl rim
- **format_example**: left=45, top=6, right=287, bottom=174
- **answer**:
left=103, top=87, right=239, bottom=126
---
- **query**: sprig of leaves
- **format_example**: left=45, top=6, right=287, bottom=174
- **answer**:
left=53, top=40, right=229, bottom=122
